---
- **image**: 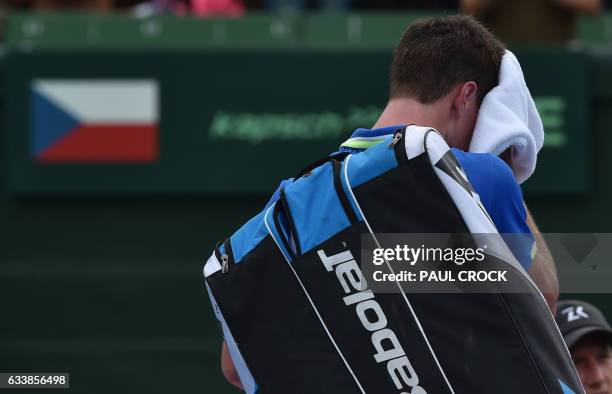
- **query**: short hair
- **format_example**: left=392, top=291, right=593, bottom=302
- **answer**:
left=390, top=15, right=506, bottom=103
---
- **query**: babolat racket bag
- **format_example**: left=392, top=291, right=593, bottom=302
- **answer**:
left=203, top=126, right=583, bottom=394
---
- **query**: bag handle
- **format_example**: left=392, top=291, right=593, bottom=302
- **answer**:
left=292, top=151, right=350, bottom=180
left=277, top=187, right=302, bottom=257
left=292, top=152, right=358, bottom=226
left=331, top=158, right=359, bottom=225
left=272, top=199, right=297, bottom=260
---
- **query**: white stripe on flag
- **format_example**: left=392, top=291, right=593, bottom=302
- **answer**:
left=33, top=79, right=159, bottom=123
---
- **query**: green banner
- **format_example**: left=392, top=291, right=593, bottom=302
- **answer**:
left=4, top=49, right=589, bottom=195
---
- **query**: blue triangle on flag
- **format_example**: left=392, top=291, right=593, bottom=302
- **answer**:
left=31, top=88, right=79, bottom=157
left=559, top=378, right=577, bottom=394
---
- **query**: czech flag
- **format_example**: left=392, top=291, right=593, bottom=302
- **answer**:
left=31, top=80, right=159, bottom=163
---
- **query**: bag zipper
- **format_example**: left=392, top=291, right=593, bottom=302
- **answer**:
left=221, top=253, right=230, bottom=274
left=390, top=126, right=409, bottom=164
left=389, top=129, right=403, bottom=147
left=216, top=238, right=233, bottom=275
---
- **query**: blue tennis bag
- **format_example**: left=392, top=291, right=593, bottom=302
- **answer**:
left=203, top=126, right=583, bottom=394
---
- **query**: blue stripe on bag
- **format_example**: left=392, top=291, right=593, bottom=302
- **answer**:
left=230, top=211, right=270, bottom=264
left=283, top=161, right=352, bottom=255
left=346, top=135, right=398, bottom=188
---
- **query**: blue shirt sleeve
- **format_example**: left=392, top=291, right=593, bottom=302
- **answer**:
left=486, top=156, right=535, bottom=270
left=452, top=149, right=535, bottom=270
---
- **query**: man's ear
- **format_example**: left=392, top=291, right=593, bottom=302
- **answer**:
left=452, top=81, right=478, bottom=117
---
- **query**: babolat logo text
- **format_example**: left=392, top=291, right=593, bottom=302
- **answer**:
left=317, top=248, right=427, bottom=394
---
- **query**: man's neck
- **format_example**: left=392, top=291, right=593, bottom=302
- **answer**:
left=372, top=97, right=448, bottom=133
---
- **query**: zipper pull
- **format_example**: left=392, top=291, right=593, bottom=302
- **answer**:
left=221, top=253, right=229, bottom=274
left=389, top=130, right=403, bottom=147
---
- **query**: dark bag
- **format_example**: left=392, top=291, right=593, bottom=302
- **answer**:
left=204, top=126, right=583, bottom=394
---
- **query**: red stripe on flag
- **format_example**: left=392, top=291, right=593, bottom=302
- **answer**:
left=36, top=124, right=159, bottom=163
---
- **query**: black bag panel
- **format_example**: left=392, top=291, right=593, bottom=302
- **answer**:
left=350, top=151, right=580, bottom=393
left=293, top=224, right=453, bottom=394
left=291, top=224, right=550, bottom=393
left=206, top=236, right=360, bottom=394
left=406, top=291, right=549, bottom=393
left=287, top=234, right=573, bottom=393
left=405, top=257, right=548, bottom=393
left=500, top=289, right=584, bottom=392
left=205, top=144, right=583, bottom=393
left=353, top=153, right=469, bottom=234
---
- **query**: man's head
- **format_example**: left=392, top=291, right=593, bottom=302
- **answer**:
left=556, top=300, right=612, bottom=394
left=387, top=15, right=505, bottom=149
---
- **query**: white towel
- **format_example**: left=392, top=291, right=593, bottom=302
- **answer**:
left=469, top=50, right=544, bottom=184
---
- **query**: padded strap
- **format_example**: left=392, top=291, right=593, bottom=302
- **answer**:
left=331, top=158, right=359, bottom=225
left=272, top=200, right=296, bottom=260
left=279, top=188, right=302, bottom=257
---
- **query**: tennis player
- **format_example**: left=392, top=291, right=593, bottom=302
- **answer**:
left=220, top=15, right=558, bottom=390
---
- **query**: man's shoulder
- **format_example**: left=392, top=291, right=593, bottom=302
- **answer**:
left=450, top=148, right=509, bottom=172
left=450, top=148, right=526, bottom=225
left=451, top=149, right=533, bottom=269
left=450, top=148, right=516, bottom=188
